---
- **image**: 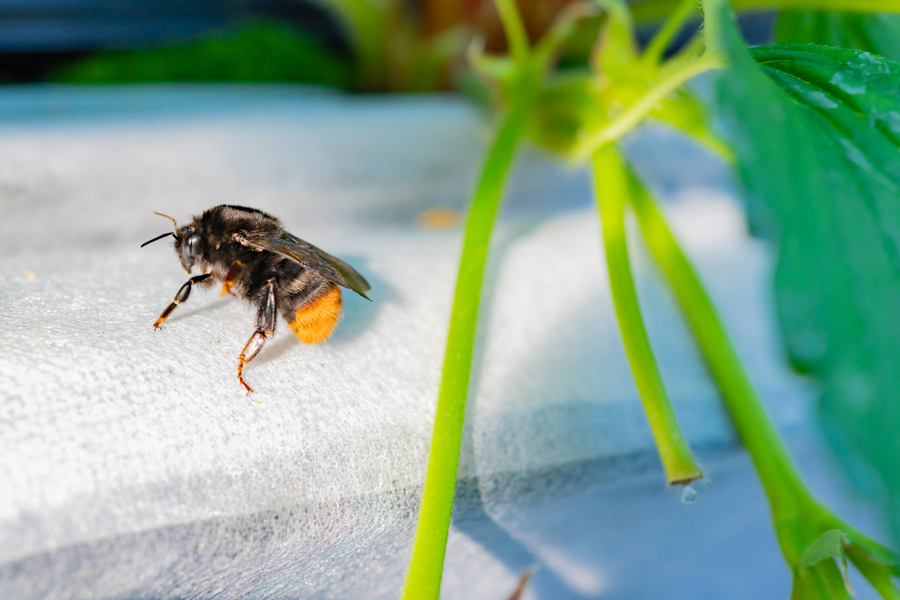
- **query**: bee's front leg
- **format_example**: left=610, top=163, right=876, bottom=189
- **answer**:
left=237, top=278, right=276, bottom=393
left=153, top=273, right=212, bottom=329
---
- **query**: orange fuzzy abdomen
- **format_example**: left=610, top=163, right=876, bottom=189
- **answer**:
left=288, top=284, right=342, bottom=343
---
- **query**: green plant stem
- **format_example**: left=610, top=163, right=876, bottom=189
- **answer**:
left=496, top=0, right=530, bottom=65
left=400, top=102, right=529, bottom=600
left=571, top=53, right=725, bottom=161
left=625, top=167, right=813, bottom=518
left=592, top=146, right=703, bottom=485
left=848, top=547, right=900, bottom=600
left=643, top=0, right=698, bottom=67
left=624, top=157, right=900, bottom=595
left=631, top=0, right=900, bottom=23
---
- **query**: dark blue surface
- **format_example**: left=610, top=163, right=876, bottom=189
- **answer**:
left=0, top=1, right=340, bottom=51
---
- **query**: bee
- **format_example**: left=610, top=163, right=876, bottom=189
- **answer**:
left=141, top=205, right=371, bottom=393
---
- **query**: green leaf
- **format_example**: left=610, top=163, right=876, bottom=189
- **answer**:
left=791, top=561, right=855, bottom=600
left=800, top=530, right=848, bottom=569
left=800, top=530, right=854, bottom=595
left=708, top=5, right=900, bottom=556
left=777, top=11, right=900, bottom=61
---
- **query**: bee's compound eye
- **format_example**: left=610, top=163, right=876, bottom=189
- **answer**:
left=182, top=232, right=200, bottom=267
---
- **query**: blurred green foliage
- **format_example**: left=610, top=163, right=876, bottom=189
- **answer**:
left=54, top=21, right=352, bottom=88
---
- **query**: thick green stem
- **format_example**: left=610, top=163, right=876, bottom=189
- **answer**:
left=625, top=167, right=813, bottom=516
left=592, top=146, right=702, bottom=485
left=401, top=103, right=528, bottom=600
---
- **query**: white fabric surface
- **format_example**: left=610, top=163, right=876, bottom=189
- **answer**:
left=0, top=87, right=879, bottom=599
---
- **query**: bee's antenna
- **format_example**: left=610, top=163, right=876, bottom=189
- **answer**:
left=153, top=211, right=178, bottom=231
left=141, top=232, right=176, bottom=248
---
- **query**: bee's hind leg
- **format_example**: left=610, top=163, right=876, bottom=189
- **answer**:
left=237, top=278, right=276, bottom=393
left=153, top=273, right=212, bottom=329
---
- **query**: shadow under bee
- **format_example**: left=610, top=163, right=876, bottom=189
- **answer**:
left=164, top=297, right=233, bottom=324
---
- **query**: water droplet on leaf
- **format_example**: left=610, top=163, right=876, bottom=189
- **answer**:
left=830, top=72, right=866, bottom=96
left=681, top=485, right=697, bottom=505
left=886, top=111, right=900, bottom=135
left=805, top=90, right=838, bottom=110
left=849, top=52, right=889, bottom=75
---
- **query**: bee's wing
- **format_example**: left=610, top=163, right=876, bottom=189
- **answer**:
left=241, top=233, right=371, bottom=299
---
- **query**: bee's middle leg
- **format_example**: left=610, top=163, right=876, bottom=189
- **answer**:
left=220, top=260, right=244, bottom=297
left=237, top=278, right=276, bottom=393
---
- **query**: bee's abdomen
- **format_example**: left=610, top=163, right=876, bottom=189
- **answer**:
left=287, top=282, right=342, bottom=343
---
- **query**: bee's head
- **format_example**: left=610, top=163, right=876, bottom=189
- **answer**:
left=141, top=211, right=204, bottom=274
left=173, top=226, right=203, bottom=274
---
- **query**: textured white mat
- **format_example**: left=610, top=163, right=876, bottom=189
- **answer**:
left=0, top=87, right=879, bottom=599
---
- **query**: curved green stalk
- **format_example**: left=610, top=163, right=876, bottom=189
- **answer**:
left=625, top=164, right=809, bottom=509
left=624, top=159, right=899, bottom=592
left=625, top=168, right=805, bottom=504
left=401, top=103, right=529, bottom=600
left=592, top=145, right=703, bottom=485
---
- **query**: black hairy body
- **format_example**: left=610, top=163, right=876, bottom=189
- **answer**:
left=143, top=204, right=371, bottom=392
left=174, top=206, right=332, bottom=318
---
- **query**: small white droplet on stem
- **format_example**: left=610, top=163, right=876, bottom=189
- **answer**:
left=681, top=485, right=697, bottom=505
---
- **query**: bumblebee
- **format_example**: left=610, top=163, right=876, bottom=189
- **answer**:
left=142, top=205, right=371, bottom=392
